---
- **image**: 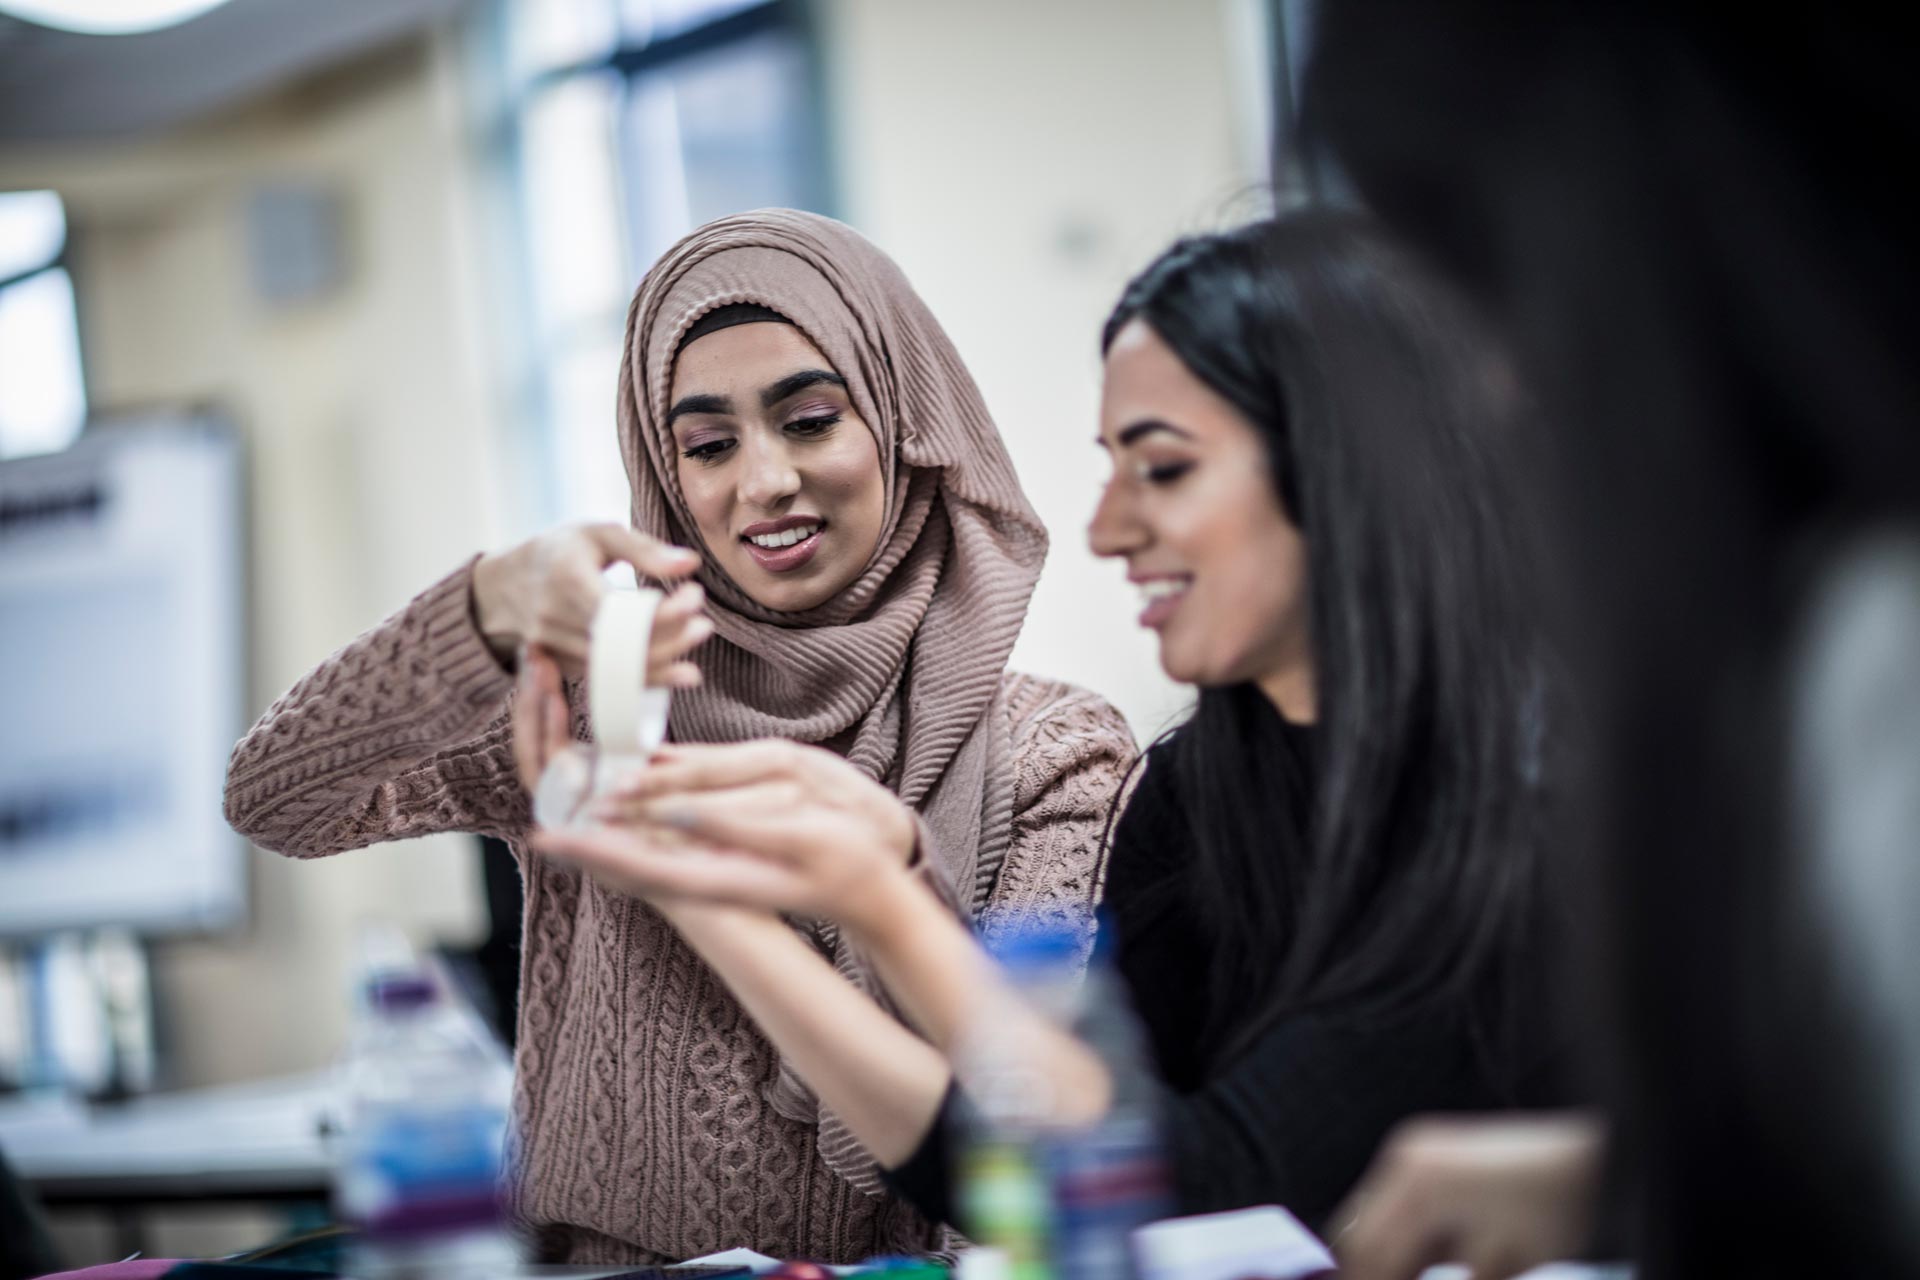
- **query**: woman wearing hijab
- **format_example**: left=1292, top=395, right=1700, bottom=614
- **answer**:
left=223, top=209, right=1134, bottom=1263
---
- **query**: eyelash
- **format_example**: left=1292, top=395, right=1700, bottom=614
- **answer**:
left=786, top=413, right=841, bottom=438
left=1140, top=461, right=1194, bottom=486
left=680, top=414, right=843, bottom=464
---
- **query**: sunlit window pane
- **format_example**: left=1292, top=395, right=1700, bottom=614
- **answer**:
left=0, top=189, right=66, bottom=281
left=547, top=331, right=633, bottom=524
left=0, top=267, right=87, bottom=459
left=521, top=73, right=630, bottom=337
left=619, top=0, right=766, bottom=43
left=510, top=0, right=618, bottom=80
left=622, top=31, right=819, bottom=270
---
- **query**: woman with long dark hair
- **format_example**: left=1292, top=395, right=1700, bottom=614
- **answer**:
left=535, top=211, right=1574, bottom=1231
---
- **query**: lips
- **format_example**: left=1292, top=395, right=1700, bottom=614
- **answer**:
left=1133, top=575, right=1192, bottom=628
left=741, top=516, right=827, bottom=573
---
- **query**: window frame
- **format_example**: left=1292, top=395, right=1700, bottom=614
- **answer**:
left=491, top=0, right=836, bottom=528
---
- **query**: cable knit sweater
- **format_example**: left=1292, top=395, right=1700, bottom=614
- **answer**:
left=223, top=557, right=1135, bottom=1264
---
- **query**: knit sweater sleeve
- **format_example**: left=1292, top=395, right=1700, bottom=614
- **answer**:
left=976, top=673, right=1135, bottom=952
left=223, top=556, right=528, bottom=857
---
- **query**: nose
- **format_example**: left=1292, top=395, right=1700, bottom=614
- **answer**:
left=737, top=434, right=802, bottom=511
left=1087, top=470, right=1147, bottom=560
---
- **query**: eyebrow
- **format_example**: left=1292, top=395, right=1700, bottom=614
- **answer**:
left=666, top=393, right=731, bottom=427
left=1111, top=419, right=1195, bottom=448
left=667, top=370, right=848, bottom=428
left=762, top=369, right=847, bottom=408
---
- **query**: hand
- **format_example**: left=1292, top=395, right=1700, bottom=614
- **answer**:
left=531, top=739, right=920, bottom=929
left=510, top=645, right=571, bottom=796
left=1333, top=1111, right=1604, bottom=1280
left=508, top=600, right=710, bottom=798
left=472, top=522, right=705, bottom=676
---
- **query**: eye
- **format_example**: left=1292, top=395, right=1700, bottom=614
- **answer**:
left=682, top=437, right=736, bottom=463
left=1139, top=460, right=1194, bottom=485
left=785, top=414, right=842, bottom=438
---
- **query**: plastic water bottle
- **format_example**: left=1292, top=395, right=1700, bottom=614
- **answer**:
left=1040, top=923, right=1171, bottom=1280
left=958, top=916, right=1172, bottom=1280
left=334, top=935, right=520, bottom=1279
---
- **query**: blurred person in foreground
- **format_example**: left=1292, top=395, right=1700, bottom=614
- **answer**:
left=1304, top=6, right=1920, bottom=1277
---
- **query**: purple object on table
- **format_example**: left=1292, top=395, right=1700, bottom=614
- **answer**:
left=34, top=1262, right=179, bottom=1280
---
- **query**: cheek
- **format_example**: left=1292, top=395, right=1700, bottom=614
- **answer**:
left=812, top=433, right=886, bottom=522
left=1171, top=477, right=1307, bottom=671
left=675, top=463, right=733, bottom=546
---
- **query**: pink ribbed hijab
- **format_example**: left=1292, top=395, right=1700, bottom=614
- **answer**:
left=615, top=209, right=1047, bottom=1116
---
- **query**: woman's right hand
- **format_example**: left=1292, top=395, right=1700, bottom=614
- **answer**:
left=1332, top=1111, right=1604, bottom=1280
left=471, top=522, right=705, bottom=677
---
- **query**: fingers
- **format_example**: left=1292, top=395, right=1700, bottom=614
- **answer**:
left=647, top=582, right=712, bottom=685
left=511, top=646, right=573, bottom=794
left=526, top=616, right=592, bottom=675
left=588, top=523, right=700, bottom=584
left=589, top=779, right=800, bottom=831
left=656, top=661, right=703, bottom=689
left=1336, top=1187, right=1450, bottom=1280
left=1336, top=1122, right=1464, bottom=1280
left=531, top=827, right=817, bottom=915
left=615, top=740, right=808, bottom=799
left=533, top=648, right=571, bottom=758
left=510, top=652, right=544, bottom=793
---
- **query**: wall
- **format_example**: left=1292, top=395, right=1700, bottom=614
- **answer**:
left=822, top=0, right=1268, bottom=742
left=0, top=34, right=502, bottom=1090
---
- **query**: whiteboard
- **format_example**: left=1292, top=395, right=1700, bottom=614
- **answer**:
left=0, top=414, right=247, bottom=937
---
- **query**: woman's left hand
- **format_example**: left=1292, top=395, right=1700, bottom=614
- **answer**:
left=530, top=739, right=919, bottom=927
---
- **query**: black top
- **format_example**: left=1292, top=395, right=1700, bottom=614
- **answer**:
left=886, top=704, right=1571, bottom=1233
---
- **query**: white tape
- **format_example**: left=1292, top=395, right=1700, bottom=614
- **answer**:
left=532, top=744, right=593, bottom=829
left=589, top=587, right=665, bottom=753
left=533, top=586, right=673, bottom=829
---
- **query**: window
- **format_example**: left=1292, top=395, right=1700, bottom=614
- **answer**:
left=499, top=0, right=830, bottom=526
left=0, top=190, right=87, bottom=460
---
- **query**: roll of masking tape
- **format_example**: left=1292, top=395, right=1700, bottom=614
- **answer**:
left=589, top=586, right=669, bottom=755
left=534, top=586, right=672, bottom=829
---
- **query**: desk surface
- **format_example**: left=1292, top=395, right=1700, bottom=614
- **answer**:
left=0, top=1072, right=332, bottom=1203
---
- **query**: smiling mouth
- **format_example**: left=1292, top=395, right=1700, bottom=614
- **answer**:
left=741, top=519, right=827, bottom=572
left=1135, top=575, right=1192, bottom=627
left=745, top=520, right=822, bottom=549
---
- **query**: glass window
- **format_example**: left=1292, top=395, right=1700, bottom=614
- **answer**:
left=521, top=73, right=631, bottom=335
left=619, top=0, right=768, bottom=43
left=509, top=0, right=618, bottom=80
left=621, top=30, right=821, bottom=266
left=0, top=190, right=65, bottom=281
left=0, top=189, right=86, bottom=460
left=499, top=0, right=826, bottom=526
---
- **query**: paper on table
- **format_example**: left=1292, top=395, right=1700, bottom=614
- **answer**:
left=678, top=1249, right=865, bottom=1276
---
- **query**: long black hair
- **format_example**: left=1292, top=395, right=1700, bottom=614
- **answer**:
left=1103, top=213, right=1554, bottom=1063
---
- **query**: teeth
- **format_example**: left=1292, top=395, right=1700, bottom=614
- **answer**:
left=748, top=523, right=820, bottom=549
left=1137, top=578, right=1189, bottom=603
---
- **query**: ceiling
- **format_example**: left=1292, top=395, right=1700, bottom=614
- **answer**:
left=0, top=0, right=469, bottom=144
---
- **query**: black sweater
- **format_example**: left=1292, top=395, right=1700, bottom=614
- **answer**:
left=886, top=708, right=1571, bottom=1233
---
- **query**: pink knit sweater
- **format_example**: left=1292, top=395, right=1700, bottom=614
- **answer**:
left=224, top=558, right=1135, bottom=1263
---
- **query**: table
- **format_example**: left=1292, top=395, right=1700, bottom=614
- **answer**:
left=0, top=1073, right=333, bottom=1253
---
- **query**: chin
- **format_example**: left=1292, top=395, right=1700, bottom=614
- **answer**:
left=734, top=567, right=841, bottom=614
left=1156, top=638, right=1251, bottom=691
